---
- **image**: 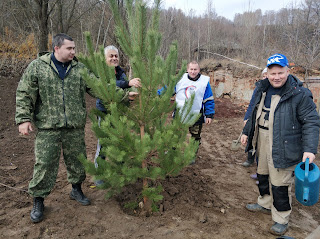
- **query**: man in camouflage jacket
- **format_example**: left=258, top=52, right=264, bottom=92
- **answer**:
left=15, top=33, right=91, bottom=223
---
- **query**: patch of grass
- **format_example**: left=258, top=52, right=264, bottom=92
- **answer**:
left=124, top=201, right=138, bottom=210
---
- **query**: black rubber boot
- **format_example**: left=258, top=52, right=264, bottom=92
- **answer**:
left=70, top=183, right=91, bottom=206
left=30, top=197, right=44, bottom=223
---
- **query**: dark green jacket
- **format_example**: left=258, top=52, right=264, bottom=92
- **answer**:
left=243, top=75, right=320, bottom=168
left=16, top=52, right=88, bottom=129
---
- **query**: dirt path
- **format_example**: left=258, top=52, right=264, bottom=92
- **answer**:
left=0, top=76, right=319, bottom=239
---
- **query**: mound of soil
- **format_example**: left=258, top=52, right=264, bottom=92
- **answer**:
left=200, top=58, right=262, bottom=79
left=1, top=74, right=319, bottom=239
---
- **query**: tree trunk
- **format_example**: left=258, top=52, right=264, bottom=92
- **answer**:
left=139, top=95, right=152, bottom=214
left=36, top=0, right=49, bottom=52
left=57, top=0, right=64, bottom=33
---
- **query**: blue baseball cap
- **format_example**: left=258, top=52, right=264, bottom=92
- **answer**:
left=266, top=54, right=289, bottom=67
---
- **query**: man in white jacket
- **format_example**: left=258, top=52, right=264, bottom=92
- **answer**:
left=175, top=61, right=215, bottom=163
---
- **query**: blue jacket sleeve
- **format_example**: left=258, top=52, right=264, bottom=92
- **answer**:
left=157, top=85, right=167, bottom=96
left=244, top=87, right=257, bottom=120
left=116, top=72, right=130, bottom=89
left=203, top=82, right=215, bottom=117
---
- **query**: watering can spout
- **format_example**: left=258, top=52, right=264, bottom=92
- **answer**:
left=303, top=187, right=309, bottom=203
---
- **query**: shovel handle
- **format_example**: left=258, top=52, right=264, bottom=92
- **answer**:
left=237, top=132, right=243, bottom=142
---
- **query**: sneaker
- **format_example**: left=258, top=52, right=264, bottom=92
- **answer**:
left=245, top=203, right=271, bottom=214
left=270, top=222, right=288, bottom=235
left=275, top=236, right=294, bottom=239
left=242, top=151, right=255, bottom=167
left=242, top=160, right=254, bottom=167
left=250, top=173, right=258, bottom=180
left=94, top=179, right=105, bottom=186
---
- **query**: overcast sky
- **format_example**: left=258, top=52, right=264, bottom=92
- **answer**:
left=162, top=0, right=300, bottom=20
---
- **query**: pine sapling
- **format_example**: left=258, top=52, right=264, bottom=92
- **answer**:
left=79, top=0, right=199, bottom=214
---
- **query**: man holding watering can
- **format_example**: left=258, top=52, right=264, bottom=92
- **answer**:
left=241, top=53, right=320, bottom=236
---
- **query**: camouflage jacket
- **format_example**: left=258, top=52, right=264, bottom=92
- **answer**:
left=15, top=52, right=88, bottom=129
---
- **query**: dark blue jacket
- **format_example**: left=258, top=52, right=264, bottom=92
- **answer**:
left=96, top=66, right=129, bottom=112
left=243, top=75, right=320, bottom=168
left=244, top=87, right=257, bottom=121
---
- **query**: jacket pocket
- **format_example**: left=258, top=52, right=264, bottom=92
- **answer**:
left=284, top=134, right=303, bottom=164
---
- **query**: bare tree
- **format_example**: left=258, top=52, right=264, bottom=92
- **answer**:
left=204, top=0, right=217, bottom=59
left=12, top=0, right=57, bottom=52
left=1, top=0, right=320, bottom=71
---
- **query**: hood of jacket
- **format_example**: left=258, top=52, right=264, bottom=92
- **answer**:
left=37, top=52, right=79, bottom=71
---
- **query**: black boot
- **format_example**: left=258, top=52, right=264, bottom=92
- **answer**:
left=70, top=183, right=90, bottom=206
left=30, top=197, right=44, bottom=223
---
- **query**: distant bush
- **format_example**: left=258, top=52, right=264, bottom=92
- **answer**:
left=0, top=27, right=41, bottom=77
left=0, top=27, right=38, bottom=60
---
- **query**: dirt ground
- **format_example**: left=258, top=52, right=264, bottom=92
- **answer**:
left=1, top=74, right=320, bottom=239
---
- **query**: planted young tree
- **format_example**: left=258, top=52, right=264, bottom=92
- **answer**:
left=79, top=0, right=199, bottom=214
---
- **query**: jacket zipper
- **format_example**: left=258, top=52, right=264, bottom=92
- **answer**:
left=62, top=79, right=68, bottom=127
left=62, top=66, right=73, bottom=127
left=50, top=61, right=74, bottom=127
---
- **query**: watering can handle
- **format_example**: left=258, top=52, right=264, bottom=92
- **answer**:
left=305, top=158, right=309, bottom=182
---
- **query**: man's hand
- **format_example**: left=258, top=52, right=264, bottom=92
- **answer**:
left=19, top=122, right=33, bottom=135
left=302, top=152, right=316, bottom=164
left=205, top=118, right=212, bottom=125
left=129, top=78, right=141, bottom=88
left=128, top=91, right=139, bottom=100
left=241, top=134, right=248, bottom=146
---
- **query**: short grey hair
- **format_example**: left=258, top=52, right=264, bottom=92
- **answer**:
left=104, top=45, right=119, bottom=55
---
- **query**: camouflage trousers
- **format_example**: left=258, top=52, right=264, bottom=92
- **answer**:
left=189, top=123, right=203, bottom=143
left=28, top=128, right=87, bottom=198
